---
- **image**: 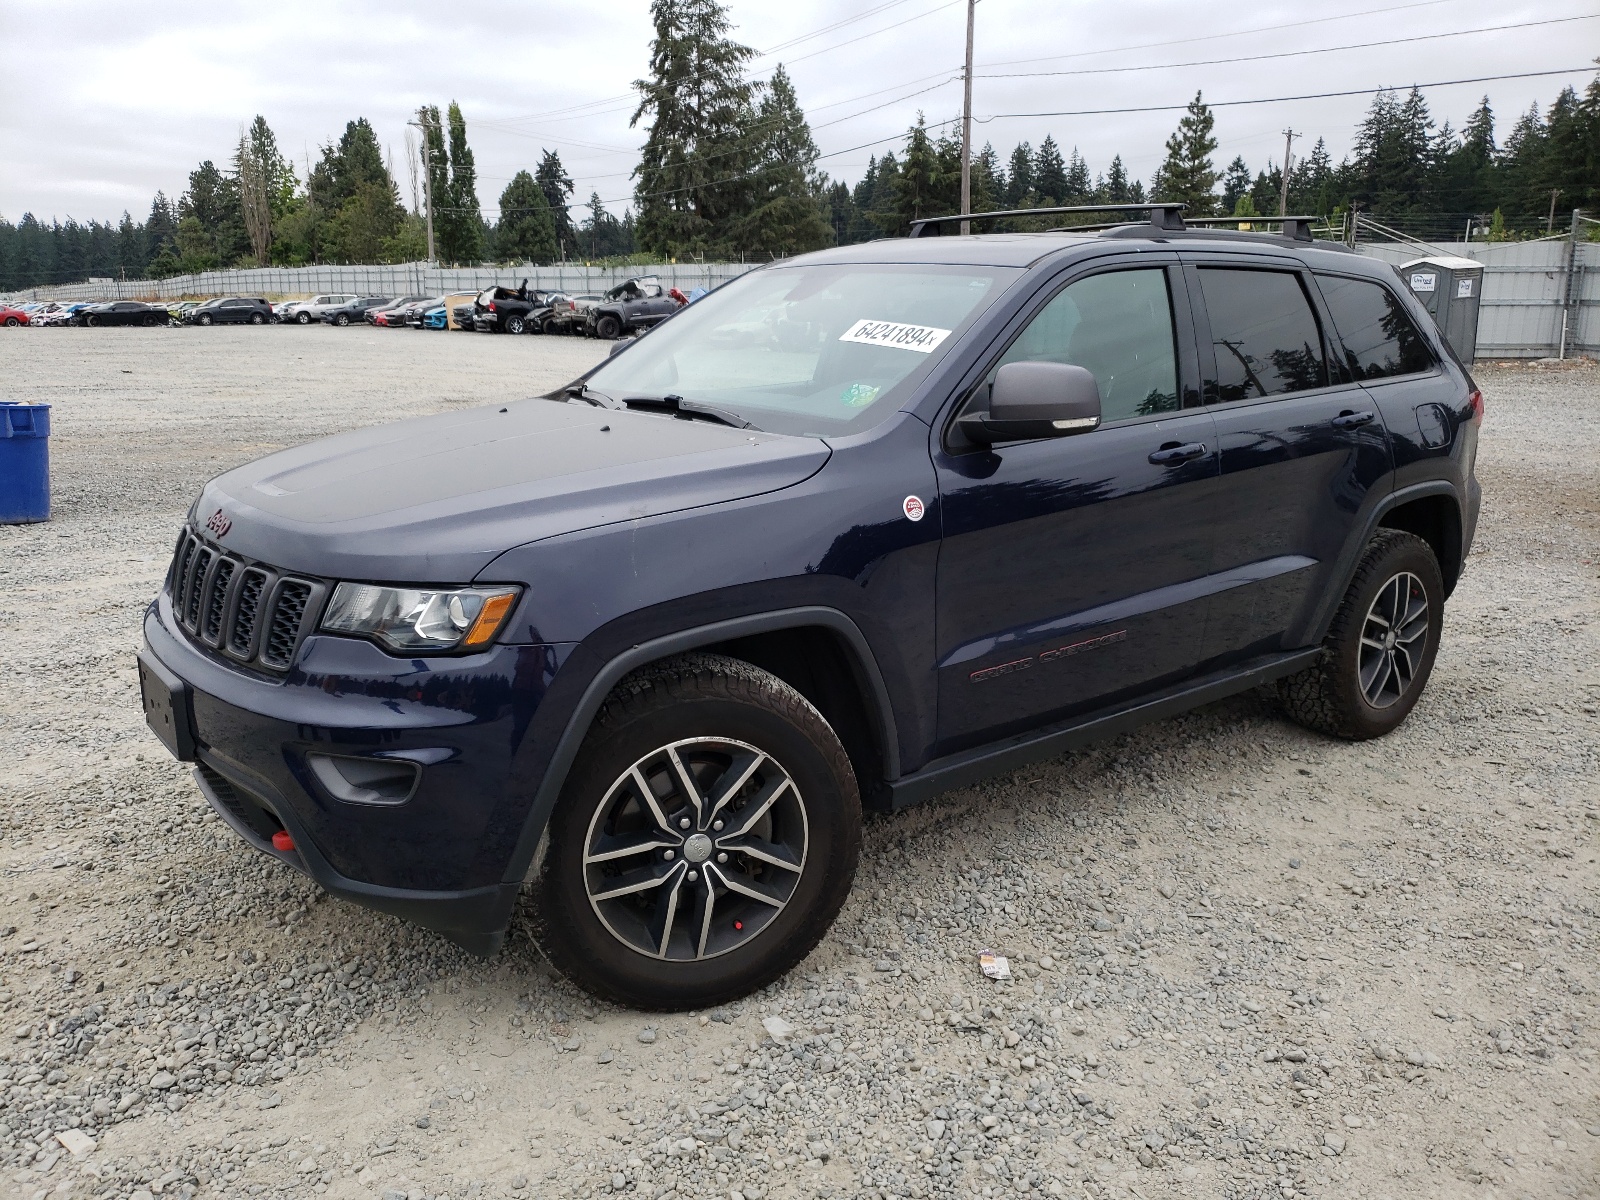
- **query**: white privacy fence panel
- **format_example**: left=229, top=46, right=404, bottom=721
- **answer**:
left=1, top=261, right=760, bottom=305
left=1354, top=240, right=1594, bottom=359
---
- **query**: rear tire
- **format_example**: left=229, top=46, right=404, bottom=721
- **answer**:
left=542, top=317, right=560, bottom=335
left=251, top=312, right=265, bottom=325
left=1278, top=529, right=1443, bottom=739
left=506, top=315, right=526, bottom=335
left=3, top=317, right=18, bottom=327
left=529, top=654, right=862, bottom=1010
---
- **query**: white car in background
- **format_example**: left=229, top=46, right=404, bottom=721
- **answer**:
left=275, top=294, right=358, bottom=325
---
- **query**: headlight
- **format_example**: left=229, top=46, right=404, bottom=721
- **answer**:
left=321, top=583, right=520, bottom=653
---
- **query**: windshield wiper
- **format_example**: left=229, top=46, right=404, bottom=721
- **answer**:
left=564, top=383, right=620, bottom=408
left=621, top=394, right=756, bottom=430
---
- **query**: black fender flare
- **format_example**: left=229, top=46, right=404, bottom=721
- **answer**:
left=1297, top=480, right=1463, bottom=647
left=499, top=606, right=899, bottom=887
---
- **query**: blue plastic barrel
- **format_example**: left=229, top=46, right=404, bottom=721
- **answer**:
left=0, top=402, right=51, bottom=523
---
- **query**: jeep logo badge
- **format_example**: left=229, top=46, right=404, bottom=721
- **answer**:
left=903, top=495, right=925, bottom=522
left=205, top=508, right=232, bottom=538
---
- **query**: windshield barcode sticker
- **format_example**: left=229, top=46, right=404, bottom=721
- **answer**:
left=840, top=319, right=951, bottom=354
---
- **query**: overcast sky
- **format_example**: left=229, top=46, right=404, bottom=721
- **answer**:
left=1, top=0, right=1593, bottom=227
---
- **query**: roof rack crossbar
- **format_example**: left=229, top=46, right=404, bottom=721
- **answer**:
left=907, top=203, right=1186, bottom=238
left=1173, top=215, right=1319, bottom=242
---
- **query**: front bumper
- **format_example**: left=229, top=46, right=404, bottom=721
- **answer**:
left=141, top=601, right=571, bottom=955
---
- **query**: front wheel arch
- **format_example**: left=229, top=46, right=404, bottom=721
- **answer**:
left=499, top=608, right=899, bottom=890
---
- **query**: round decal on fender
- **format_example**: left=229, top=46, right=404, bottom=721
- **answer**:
left=903, top=495, right=925, bottom=522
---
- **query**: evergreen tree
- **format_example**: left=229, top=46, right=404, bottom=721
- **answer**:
left=535, top=150, right=576, bottom=257
left=1064, top=147, right=1091, bottom=202
left=307, top=119, right=407, bottom=263
left=439, top=102, right=484, bottom=263
left=866, top=151, right=900, bottom=235
left=1154, top=91, right=1219, bottom=215
left=179, top=160, right=249, bottom=266
left=1221, top=156, right=1251, bottom=213
left=891, top=114, right=944, bottom=234
left=631, top=0, right=757, bottom=256
left=416, top=105, right=449, bottom=256
left=1005, top=142, right=1033, bottom=207
left=1033, top=136, right=1067, bottom=203
left=1288, top=138, right=1335, bottom=214
left=234, top=116, right=294, bottom=265
left=579, top=192, right=634, bottom=258
left=1103, top=155, right=1132, bottom=203
left=495, top=170, right=558, bottom=262
left=736, top=64, right=831, bottom=256
left=974, top=142, right=1004, bottom=212
left=145, top=192, right=178, bottom=260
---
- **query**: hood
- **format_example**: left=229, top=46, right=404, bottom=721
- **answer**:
left=196, top=398, right=830, bottom=583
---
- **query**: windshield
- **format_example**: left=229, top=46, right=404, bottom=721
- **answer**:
left=583, top=263, right=1018, bottom=436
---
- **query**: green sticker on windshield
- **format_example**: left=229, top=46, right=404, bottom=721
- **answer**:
left=840, top=382, right=880, bottom=408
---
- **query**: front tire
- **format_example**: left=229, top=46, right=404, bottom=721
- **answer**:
left=595, top=314, right=621, bottom=340
left=198, top=313, right=213, bottom=326
left=297, top=311, right=311, bottom=325
left=529, top=654, right=862, bottom=1009
left=1279, top=529, right=1444, bottom=739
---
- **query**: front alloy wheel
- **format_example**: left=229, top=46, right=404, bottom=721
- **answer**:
left=530, top=654, right=861, bottom=1009
left=583, top=737, right=808, bottom=962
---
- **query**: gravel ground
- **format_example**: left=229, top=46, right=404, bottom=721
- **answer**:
left=0, top=328, right=1596, bottom=1200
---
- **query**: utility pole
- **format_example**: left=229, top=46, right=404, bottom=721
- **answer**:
left=1278, top=129, right=1298, bottom=217
left=959, top=0, right=976, bottom=235
left=409, top=113, right=437, bottom=265
left=1548, top=188, right=1562, bottom=233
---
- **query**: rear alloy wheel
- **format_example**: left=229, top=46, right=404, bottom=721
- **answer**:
left=250, top=312, right=265, bottom=325
left=297, top=311, right=312, bottom=325
left=3, top=317, right=18, bottom=327
left=506, top=314, right=526, bottom=335
left=530, top=654, right=861, bottom=1009
left=1279, top=529, right=1443, bottom=739
left=595, top=314, right=621, bottom=340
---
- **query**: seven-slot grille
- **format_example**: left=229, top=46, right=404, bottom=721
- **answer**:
left=166, top=528, right=325, bottom=672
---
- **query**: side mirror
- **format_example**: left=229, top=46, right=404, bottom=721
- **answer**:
left=608, top=336, right=636, bottom=357
left=958, top=361, right=1102, bottom=444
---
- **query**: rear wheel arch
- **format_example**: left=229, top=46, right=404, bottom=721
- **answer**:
left=501, top=608, right=899, bottom=888
left=1378, top=492, right=1462, bottom=596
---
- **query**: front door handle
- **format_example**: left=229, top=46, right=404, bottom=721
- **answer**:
left=1332, top=409, right=1376, bottom=429
left=1148, top=441, right=1208, bottom=464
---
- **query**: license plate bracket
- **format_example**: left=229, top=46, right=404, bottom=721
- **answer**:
left=137, top=649, right=196, bottom=762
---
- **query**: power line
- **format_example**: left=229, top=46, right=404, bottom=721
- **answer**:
left=978, top=66, right=1600, bottom=122
left=976, top=0, right=1464, bottom=70
left=976, top=14, right=1600, bottom=80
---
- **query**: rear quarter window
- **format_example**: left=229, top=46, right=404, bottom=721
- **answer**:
left=1315, top=274, right=1435, bottom=379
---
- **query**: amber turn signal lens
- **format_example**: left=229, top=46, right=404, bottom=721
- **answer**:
left=462, top=590, right=518, bottom=648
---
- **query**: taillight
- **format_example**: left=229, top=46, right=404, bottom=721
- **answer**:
left=1468, top=389, right=1484, bottom=422
left=488, top=301, right=497, bottom=312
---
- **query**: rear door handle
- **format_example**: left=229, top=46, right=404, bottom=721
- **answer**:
left=1148, top=441, right=1208, bottom=464
left=1332, top=409, right=1376, bottom=429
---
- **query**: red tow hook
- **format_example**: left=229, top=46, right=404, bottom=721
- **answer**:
left=271, top=830, right=296, bottom=853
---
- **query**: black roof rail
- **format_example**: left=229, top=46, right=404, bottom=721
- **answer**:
left=1181, top=215, right=1319, bottom=242
left=907, top=203, right=1186, bottom=238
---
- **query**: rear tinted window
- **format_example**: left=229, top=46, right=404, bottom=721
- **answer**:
left=1316, top=274, right=1434, bottom=379
left=1198, top=268, right=1327, bottom=402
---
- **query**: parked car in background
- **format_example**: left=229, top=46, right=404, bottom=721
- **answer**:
left=166, top=301, right=203, bottom=323
left=546, top=293, right=603, bottom=335
left=372, top=296, right=438, bottom=327
left=72, top=300, right=171, bottom=327
left=185, top=297, right=274, bottom=326
left=584, top=276, right=685, bottom=339
left=321, top=297, right=391, bottom=327
left=470, top=282, right=561, bottom=334
left=0, top=303, right=28, bottom=327
left=419, top=303, right=449, bottom=330
left=451, top=298, right=479, bottom=331
left=37, top=303, right=93, bottom=327
left=277, top=294, right=358, bottom=325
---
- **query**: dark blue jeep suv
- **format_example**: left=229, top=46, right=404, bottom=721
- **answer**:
left=137, top=204, right=1481, bottom=1008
